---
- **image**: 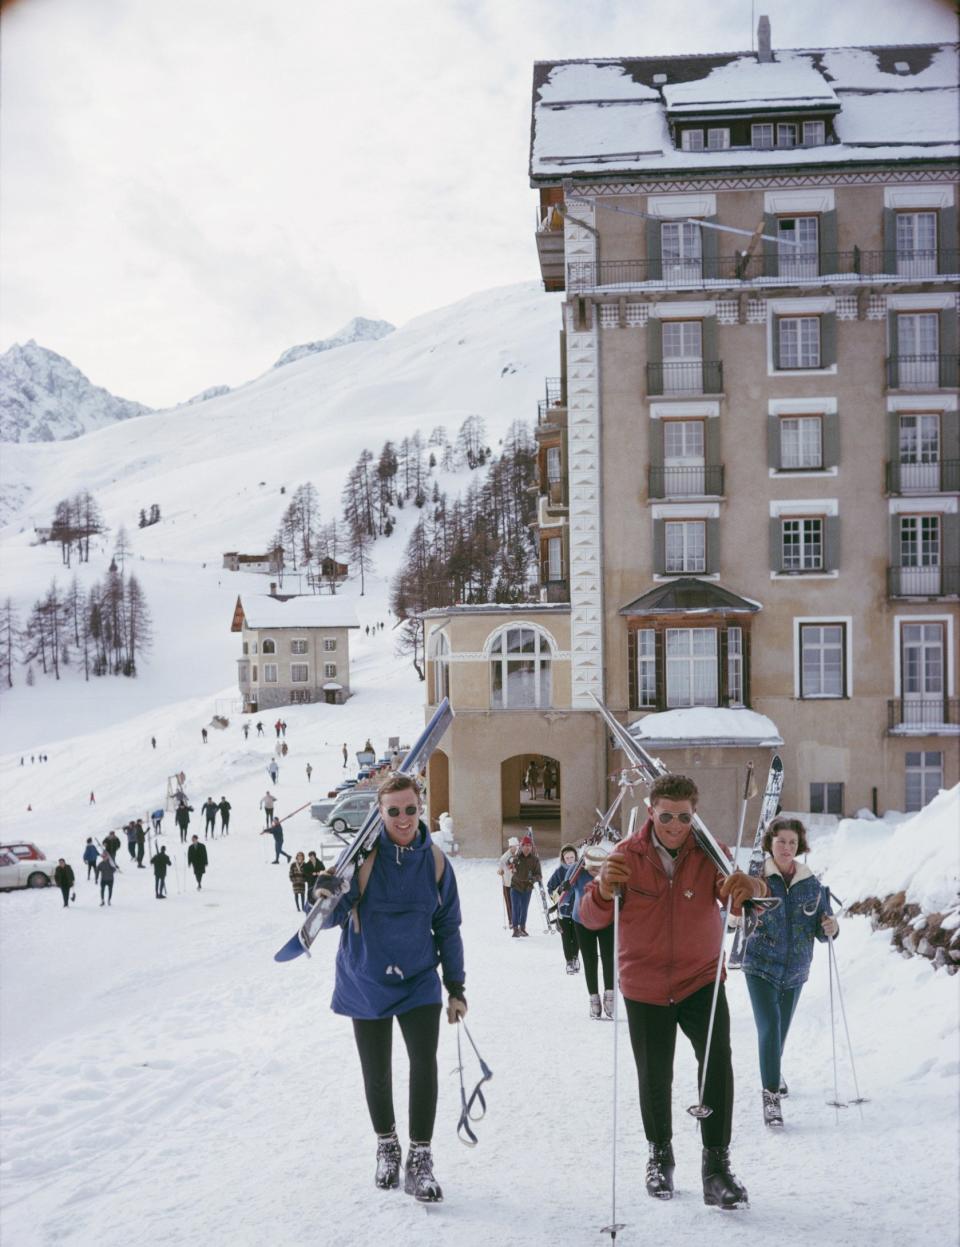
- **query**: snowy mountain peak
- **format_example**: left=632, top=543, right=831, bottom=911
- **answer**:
left=272, top=317, right=395, bottom=369
left=0, top=340, right=153, bottom=443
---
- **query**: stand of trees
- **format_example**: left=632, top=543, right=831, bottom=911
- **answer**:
left=14, top=566, right=153, bottom=683
left=49, top=490, right=107, bottom=566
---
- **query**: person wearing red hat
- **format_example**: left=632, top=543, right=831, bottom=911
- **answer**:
left=508, top=836, right=541, bottom=937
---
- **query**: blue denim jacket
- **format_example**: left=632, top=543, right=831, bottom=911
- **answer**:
left=742, top=857, right=834, bottom=990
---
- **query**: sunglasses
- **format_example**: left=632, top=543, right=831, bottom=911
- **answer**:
left=656, top=811, right=693, bottom=825
left=385, top=804, right=419, bottom=819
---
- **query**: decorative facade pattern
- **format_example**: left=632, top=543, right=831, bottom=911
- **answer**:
left=570, top=168, right=959, bottom=197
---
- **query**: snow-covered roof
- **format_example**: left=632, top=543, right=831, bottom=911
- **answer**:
left=235, top=595, right=359, bottom=630
left=530, top=43, right=959, bottom=179
left=322, top=681, right=343, bottom=690
left=628, top=707, right=783, bottom=747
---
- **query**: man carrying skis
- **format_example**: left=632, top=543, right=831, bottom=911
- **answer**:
left=581, top=772, right=767, bottom=1211
left=312, top=773, right=466, bottom=1204
left=261, top=815, right=291, bottom=864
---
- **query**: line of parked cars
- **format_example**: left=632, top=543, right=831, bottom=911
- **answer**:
left=310, top=750, right=404, bottom=835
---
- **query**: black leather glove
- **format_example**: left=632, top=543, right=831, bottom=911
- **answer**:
left=444, top=980, right=467, bottom=1024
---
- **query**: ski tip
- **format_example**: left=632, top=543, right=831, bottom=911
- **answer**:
left=274, top=932, right=306, bottom=963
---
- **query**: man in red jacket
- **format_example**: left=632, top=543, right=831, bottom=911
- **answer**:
left=580, top=772, right=766, bottom=1211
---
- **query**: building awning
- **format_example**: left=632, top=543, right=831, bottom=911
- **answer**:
left=629, top=707, right=783, bottom=748
left=620, top=578, right=761, bottom=616
left=322, top=682, right=343, bottom=691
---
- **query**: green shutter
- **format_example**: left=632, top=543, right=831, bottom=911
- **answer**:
left=882, top=208, right=897, bottom=274
left=887, top=310, right=899, bottom=389
left=646, top=218, right=663, bottom=282
left=762, top=213, right=779, bottom=277
left=768, top=415, right=781, bottom=469
left=702, top=317, right=719, bottom=392
left=942, top=514, right=960, bottom=582
left=647, top=319, right=663, bottom=395
left=653, top=519, right=666, bottom=574
left=937, top=204, right=957, bottom=275
left=820, top=313, right=837, bottom=368
left=824, top=515, right=840, bottom=572
left=772, top=318, right=782, bottom=370
left=819, top=210, right=838, bottom=275
left=649, top=419, right=665, bottom=498
left=769, top=518, right=783, bottom=572
left=939, top=308, right=958, bottom=388
left=822, top=411, right=840, bottom=470
left=704, top=417, right=721, bottom=474
left=701, top=217, right=719, bottom=279
left=941, top=410, right=960, bottom=479
left=889, top=515, right=902, bottom=567
left=706, top=518, right=720, bottom=574
left=887, top=411, right=901, bottom=493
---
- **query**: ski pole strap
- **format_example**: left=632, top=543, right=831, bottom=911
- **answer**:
left=455, top=1022, right=493, bottom=1147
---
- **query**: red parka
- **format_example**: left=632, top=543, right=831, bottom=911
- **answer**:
left=578, top=818, right=767, bottom=1007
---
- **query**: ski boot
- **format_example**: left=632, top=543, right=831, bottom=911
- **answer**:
left=602, top=989, right=614, bottom=1018
left=778, top=1078, right=789, bottom=1098
left=565, top=958, right=580, bottom=975
left=762, top=1089, right=783, bottom=1128
left=645, top=1142, right=675, bottom=1200
left=701, top=1147, right=748, bottom=1209
left=589, top=993, right=602, bottom=1019
left=512, top=927, right=521, bottom=938
left=375, top=1131, right=402, bottom=1189
left=404, top=1142, right=443, bottom=1203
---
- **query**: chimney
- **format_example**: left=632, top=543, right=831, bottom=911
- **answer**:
left=757, top=15, right=772, bottom=63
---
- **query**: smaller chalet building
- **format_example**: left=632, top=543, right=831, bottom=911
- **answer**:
left=231, top=595, right=359, bottom=710
left=223, top=550, right=283, bottom=575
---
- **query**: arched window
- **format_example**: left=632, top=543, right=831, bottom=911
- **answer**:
left=489, top=626, right=552, bottom=709
left=428, top=630, right=450, bottom=704
left=261, top=638, right=276, bottom=655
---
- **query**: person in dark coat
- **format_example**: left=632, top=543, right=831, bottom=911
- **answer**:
left=742, top=816, right=838, bottom=1129
left=305, top=763, right=313, bottom=782
left=54, top=859, right=75, bottom=908
left=201, top=727, right=208, bottom=743
left=135, top=821, right=146, bottom=867
left=314, top=773, right=465, bottom=1204
left=82, top=838, right=99, bottom=880
left=201, top=798, right=219, bottom=839
left=508, top=836, right=541, bottom=937
left=547, top=844, right=580, bottom=973
left=302, top=850, right=324, bottom=906
left=187, top=836, right=209, bottom=890
left=289, top=852, right=307, bottom=910
left=98, top=853, right=117, bottom=906
left=151, top=846, right=172, bottom=898
left=218, top=797, right=231, bottom=835
left=151, top=808, right=164, bottom=834
left=261, top=816, right=291, bottom=863
left=102, top=830, right=121, bottom=862
left=256, top=721, right=264, bottom=736
left=175, top=801, right=193, bottom=844
left=125, top=823, right=138, bottom=861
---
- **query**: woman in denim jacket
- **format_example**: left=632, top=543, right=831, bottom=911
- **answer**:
left=743, top=815, right=838, bottom=1129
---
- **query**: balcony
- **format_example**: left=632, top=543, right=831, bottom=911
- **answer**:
left=648, top=464, right=724, bottom=499
left=887, top=565, right=959, bottom=598
left=647, top=360, right=723, bottom=397
left=537, top=377, right=567, bottom=432
left=885, top=355, right=960, bottom=391
left=537, top=484, right=568, bottom=527
left=886, top=459, right=960, bottom=495
left=566, top=249, right=960, bottom=293
left=539, top=575, right=569, bottom=604
left=535, top=208, right=565, bottom=292
left=887, top=697, right=960, bottom=734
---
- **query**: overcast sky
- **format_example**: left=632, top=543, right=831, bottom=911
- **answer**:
left=1, top=0, right=956, bottom=408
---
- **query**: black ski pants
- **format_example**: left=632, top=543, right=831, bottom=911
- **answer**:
left=623, top=981, right=734, bottom=1150
left=59, top=883, right=71, bottom=907
left=558, top=915, right=578, bottom=962
left=574, top=920, right=614, bottom=995
left=352, top=1003, right=442, bottom=1142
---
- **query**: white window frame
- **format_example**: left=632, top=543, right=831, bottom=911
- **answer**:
left=892, top=614, right=955, bottom=698
left=290, top=663, right=309, bottom=683
left=706, top=127, right=730, bottom=150
left=781, top=516, right=824, bottom=571
left=777, top=216, right=819, bottom=280
left=777, top=122, right=797, bottom=148
left=637, top=629, right=657, bottom=707
left=489, top=625, right=553, bottom=710
left=428, top=629, right=450, bottom=705
left=797, top=622, right=847, bottom=699
left=261, top=637, right=277, bottom=655
left=263, top=663, right=278, bottom=683
left=660, top=221, right=703, bottom=283
left=290, top=638, right=308, bottom=655
left=323, top=662, right=337, bottom=679
left=547, top=536, right=563, bottom=581
left=665, top=627, right=718, bottom=708
left=546, top=445, right=562, bottom=484
left=802, top=120, right=825, bottom=147
left=752, top=123, right=774, bottom=149
left=323, top=637, right=337, bottom=652
left=681, top=129, right=704, bottom=151
left=896, top=312, right=940, bottom=387
left=778, top=316, right=821, bottom=369
left=793, top=617, right=853, bottom=699
left=665, top=519, right=706, bottom=573
left=727, top=626, right=744, bottom=707
left=905, top=751, right=944, bottom=811
left=896, top=212, right=937, bottom=279
left=809, top=782, right=844, bottom=815
left=780, top=415, right=823, bottom=470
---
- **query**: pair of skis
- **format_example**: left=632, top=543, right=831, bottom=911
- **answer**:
left=274, top=698, right=454, bottom=962
left=727, top=754, right=785, bottom=968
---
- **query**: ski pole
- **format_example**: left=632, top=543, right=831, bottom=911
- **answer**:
left=601, top=806, right=633, bottom=1241
left=688, top=762, right=755, bottom=1120
left=827, top=933, right=868, bottom=1116
left=455, top=1023, right=493, bottom=1147
left=277, top=801, right=311, bottom=825
left=826, top=926, right=847, bottom=1118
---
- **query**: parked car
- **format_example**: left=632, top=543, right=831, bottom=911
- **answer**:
left=310, top=798, right=338, bottom=824
left=327, top=790, right=378, bottom=835
left=0, top=843, right=57, bottom=891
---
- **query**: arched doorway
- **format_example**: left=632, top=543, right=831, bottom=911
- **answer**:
left=500, top=753, right=562, bottom=857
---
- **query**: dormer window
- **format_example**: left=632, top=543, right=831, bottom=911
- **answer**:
left=802, top=120, right=825, bottom=147
left=751, top=123, right=774, bottom=149
left=776, top=123, right=797, bottom=148
left=707, top=128, right=730, bottom=150
left=681, top=129, right=705, bottom=151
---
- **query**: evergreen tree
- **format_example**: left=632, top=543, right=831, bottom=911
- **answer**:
left=0, top=597, right=19, bottom=689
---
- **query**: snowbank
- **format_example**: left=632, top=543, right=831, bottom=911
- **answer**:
left=628, top=706, right=782, bottom=746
